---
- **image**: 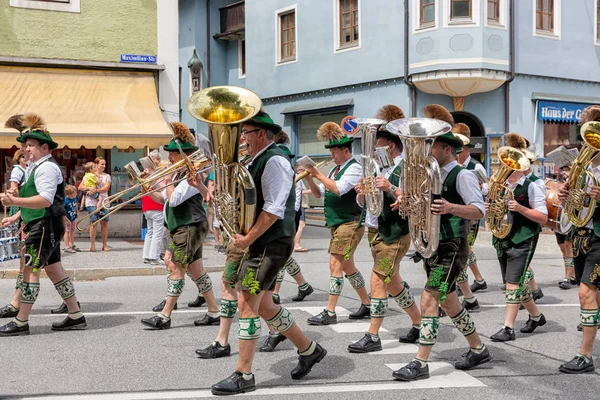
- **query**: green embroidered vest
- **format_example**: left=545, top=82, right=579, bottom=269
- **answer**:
left=248, top=143, right=296, bottom=248
left=378, top=164, right=409, bottom=243
left=528, top=173, right=540, bottom=182
left=466, top=158, right=481, bottom=171
left=440, top=165, right=469, bottom=240
left=324, top=158, right=362, bottom=227
left=164, top=173, right=206, bottom=232
left=492, top=179, right=541, bottom=245
left=19, top=159, right=65, bottom=225
left=593, top=205, right=600, bottom=237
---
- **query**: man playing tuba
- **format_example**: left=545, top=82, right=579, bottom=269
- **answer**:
left=393, top=105, right=490, bottom=381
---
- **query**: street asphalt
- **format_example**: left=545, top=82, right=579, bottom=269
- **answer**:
left=0, top=225, right=598, bottom=399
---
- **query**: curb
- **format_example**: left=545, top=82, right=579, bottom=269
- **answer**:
left=0, top=265, right=225, bottom=281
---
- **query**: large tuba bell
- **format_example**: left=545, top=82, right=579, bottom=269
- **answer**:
left=486, top=146, right=530, bottom=239
left=385, top=118, right=450, bottom=259
left=186, top=86, right=262, bottom=239
left=353, top=118, right=385, bottom=216
left=564, top=121, right=600, bottom=227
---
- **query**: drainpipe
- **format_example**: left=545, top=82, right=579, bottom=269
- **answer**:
left=504, top=0, right=515, bottom=133
left=206, top=0, right=211, bottom=87
left=404, top=0, right=417, bottom=117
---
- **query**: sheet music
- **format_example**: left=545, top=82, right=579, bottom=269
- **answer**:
left=546, top=146, right=577, bottom=168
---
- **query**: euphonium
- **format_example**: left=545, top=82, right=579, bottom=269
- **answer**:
left=294, top=159, right=334, bottom=183
left=186, top=86, right=262, bottom=239
left=353, top=118, right=385, bottom=216
left=385, top=118, right=450, bottom=259
left=486, top=146, right=530, bottom=239
left=564, top=121, right=600, bottom=227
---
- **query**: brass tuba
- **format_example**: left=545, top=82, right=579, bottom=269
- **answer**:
left=353, top=118, right=385, bottom=216
left=486, top=146, right=530, bottom=239
left=385, top=118, right=450, bottom=258
left=564, top=121, right=600, bottom=227
left=186, top=86, right=262, bottom=239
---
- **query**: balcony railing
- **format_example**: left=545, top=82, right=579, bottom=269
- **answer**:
left=214, top=1, right=245, bottom=41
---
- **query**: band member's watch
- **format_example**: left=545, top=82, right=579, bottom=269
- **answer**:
left=389, top=185, right=397, bottom=193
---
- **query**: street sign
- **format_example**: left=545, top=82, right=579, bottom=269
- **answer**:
left=120, top=54, right=157, bottom=63
left=341, top=116, right=358, bottom=135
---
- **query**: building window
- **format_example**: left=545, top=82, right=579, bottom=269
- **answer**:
left=451, top=0, right=471, bottom=19
left=339, top=0, right=359, bottom=48
left=9, top=0, right=80, bottom=13
left=238, top=39, right=246, bottom=78
left=487, top=0, right=500, bottom=22
left=536, top=0, right=554, bottom=32
left=597, top=0, right=600, bottom=42
left=421, top=0, right=436, bottom=27
left=279, top=11, right=296, bottom=63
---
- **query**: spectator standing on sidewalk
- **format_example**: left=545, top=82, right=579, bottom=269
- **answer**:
left=63, top=185, right=80, bottom=253
left=142, top=176, right=166, bottom=264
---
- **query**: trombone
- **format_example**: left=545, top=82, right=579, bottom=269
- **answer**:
left=76, top=149, right=212, bottom=232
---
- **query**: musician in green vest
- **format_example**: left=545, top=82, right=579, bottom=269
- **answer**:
left=347, top=105, right=421, bottom=353
left=141, top=122, right=220, bottom=330
left=0, top=114, right=86, bottom=336
left=393, top=105, right=490, bottom=381
left=489, top=132, right=548, bottom=342
left=212, top=111, right=326, bottom=395
left=557, top=105, right=600, bottom=374
left=304, top=122, right=371, bottom=325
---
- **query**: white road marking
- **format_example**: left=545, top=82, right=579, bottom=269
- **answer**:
left=331, top=322, right=388, bottom=333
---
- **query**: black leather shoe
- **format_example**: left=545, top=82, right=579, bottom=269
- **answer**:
left=51, top=316, right=87, bottom=331
left=455, top=347, right=492, bottom=370
left=211, top=371, right=256, bottom=395
left=272, top=294, right=281, bottom=305
left=558, top=279, right=572, bottom=290
left=0, top=321, right=29, bottom=336
left=533, top=288, right=544, bottom=302
left=392, top=360, right=429, bottom=381
left=559, top=356, right=595, bottom=374
left=196, top=341, right=231, bottom=359
left=399, top=327, right=420, bottom=343
left=406, top=252, right=423, bottom=263
left=349, top=304, right=371, bottom=319
left=194, top=314, right=220, bottom=326
left=500, top=283, right=507, bottom=291
left=152, top=299, right=177, bottom=312
left=51, top=301, right=81, bottom=314
left=141, top=315, right=171, bottom=330
left=259, top=333, right=287, bottom=352
left=491, top=326, right=516, bottom=342
left=520, top=314, right=546, bottom=333
left=569, top=277, right=578, bottom=285
left=290, top=343, right=327, bottom=379
left=577, top=323, right=583, bottom=332
left=470, top=280, right=488, bottom=292
left=292, top=285, right=314, bottom=301
left=462, top=299, right=480, bottom=311
left=0, top=304, right=19, bottom=319
left=188, top=296, right=206, bottom=308
left=307, top=310, right=337, bottom=325
left=348, top=333, right=382, bottom=353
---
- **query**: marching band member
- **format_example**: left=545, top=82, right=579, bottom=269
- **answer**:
left=304, top=122, right=371, bottom=325
left=558, top=105, right=600, bottom=374
left=393, top=105, right=490, bottom=381
left=489, top=133, right=548, bottom=342
left=348, top=105, right=421, bottom=353
left=0, top=114, right=86, bottom=336
left=141, top=122, right=220, bottom=330
left=212, top=111, right=326, bottom=395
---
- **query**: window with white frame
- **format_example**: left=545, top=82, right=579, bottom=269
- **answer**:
left=450, top=0, right=471, bottom=20
left=9, top=0, right=80, bottom=13
left=485, top=0, right=506, bottom=28
left=277, top=7, right=297, bottom=64
left=444, top=0, right=479, bottom=26
left=421, top=0, right=436, bottom=27
left=487, top=0, right=500, bottom=23
left=533, top=0, right=561, bottom=39
left=238, top=39, right=246, bottom=78
left=596, top=0, right=600, bottom=43
left=339, top=0, right=359, bottom=48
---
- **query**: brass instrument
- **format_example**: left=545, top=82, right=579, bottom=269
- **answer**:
left=76, top=149, right=211, bottom=232
left=385, top=118, right=451, bottom=258
left=486, top=146, right=530, bottom=239
left=294, top=159, right=334, bottom=183
left=186, top=86, right=262, bottom=239
left=564, top=121, right=600, bottom=227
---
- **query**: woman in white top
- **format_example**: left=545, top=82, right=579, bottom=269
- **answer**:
left=78, top=156, right=112, bottom=252
left=9, top=149, right=28, bottom=192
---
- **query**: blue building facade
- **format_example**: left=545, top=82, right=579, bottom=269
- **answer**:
left=179, top=0, right=600, bottom=177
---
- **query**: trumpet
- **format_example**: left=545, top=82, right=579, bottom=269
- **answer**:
left=294, top=160, right=334, bottom=183
left=76, top=149, right=211, bottom=232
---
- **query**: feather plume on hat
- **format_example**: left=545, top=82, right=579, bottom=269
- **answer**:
left=504, top=132, right=528, bottom=149
left=580, top=105, right=600, bottom=124
left=169, top=122, right=194, bottom=144
left=422, top=104, right=454, bottom=126
left=274, top=130, right=290, bottom=145
left=317, top=122, right=345, bottom=142
left=4, top=114, right=25, bottom=133
left=21, top=113, right=46, bottom=133
left=376, top=105, right=405, bottom=123
left=452, top=123, right=471, bottom=138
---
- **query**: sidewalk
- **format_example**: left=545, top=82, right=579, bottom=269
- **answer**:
left=0, top=226, right=564, bottom=281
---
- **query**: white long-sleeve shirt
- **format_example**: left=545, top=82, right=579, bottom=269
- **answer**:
left=24, top=154, right=63, bottom=204
left=319, top=157, right=362, bottom=198
left=463, top=155, right=489, bottom=196
left=506, top=175, right=548, bottom=214
left=442, top=160, right=486, bottom=216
